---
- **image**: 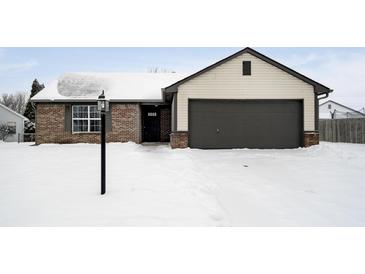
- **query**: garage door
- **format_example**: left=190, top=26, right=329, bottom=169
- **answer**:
left=189, top=99, right=303, bottom=149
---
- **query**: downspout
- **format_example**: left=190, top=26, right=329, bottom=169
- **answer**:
left=314, top=88, right=333, bottom=132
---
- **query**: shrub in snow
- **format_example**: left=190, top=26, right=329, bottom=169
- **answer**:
left=24, top=120, right=35, bottom=133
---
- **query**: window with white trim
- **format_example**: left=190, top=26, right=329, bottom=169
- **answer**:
left=72, top=105, right=101, bottom=133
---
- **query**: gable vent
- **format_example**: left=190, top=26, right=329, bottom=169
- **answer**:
left=242, top=61, right=251, bottom=75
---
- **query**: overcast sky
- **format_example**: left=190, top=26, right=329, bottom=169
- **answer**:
left=0, top=47, right=364, bottom=109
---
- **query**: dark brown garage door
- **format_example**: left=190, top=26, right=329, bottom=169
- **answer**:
left=189, top=99, right=303, bottom=149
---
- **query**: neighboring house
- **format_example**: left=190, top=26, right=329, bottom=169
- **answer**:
left=0, top=103, right=29, bottom=142
left=31, top=47, right=332, bottom=149
left=319, top=100, right=365, bottom=119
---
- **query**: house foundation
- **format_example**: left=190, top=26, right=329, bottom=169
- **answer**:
left=304, top=131, right=320, bottom=147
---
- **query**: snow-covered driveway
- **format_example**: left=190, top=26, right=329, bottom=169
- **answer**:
left=0, top=142, right=364, bottom=226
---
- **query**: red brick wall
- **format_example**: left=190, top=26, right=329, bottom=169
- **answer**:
left=35, top=103, right=141, bottom=144
left=170, top=132, right=188, bottom=149
left=108, top=104, right=141, bottom=143
left=160, top=108, right=171, bottom=142
left=304, top=131, right=319, bottom=147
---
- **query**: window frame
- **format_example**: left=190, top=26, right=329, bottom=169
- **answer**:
left=242, top=61, right=252, bottom=76
left=7, top=121, right=16, bottom=134
left=72, top=105, right=101, bottom=133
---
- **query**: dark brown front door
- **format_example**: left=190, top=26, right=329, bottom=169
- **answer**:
left=142, top=106, right=160, bottom=142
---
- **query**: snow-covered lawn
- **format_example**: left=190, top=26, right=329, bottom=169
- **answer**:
left=0, top=142, right=364, bottom=226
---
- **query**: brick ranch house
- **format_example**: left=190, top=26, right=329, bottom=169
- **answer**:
left=32, top=47, right=332, bottom=149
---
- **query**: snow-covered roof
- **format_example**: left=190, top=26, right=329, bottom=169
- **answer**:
left=32, top=72, right=188, bottom=102
left=0, top=103, right=29, bottom=120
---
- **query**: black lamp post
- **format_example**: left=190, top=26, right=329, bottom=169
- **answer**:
left=97, top=90, right=109, bottom=195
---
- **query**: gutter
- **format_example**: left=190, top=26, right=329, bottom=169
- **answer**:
left=317, top=89, right=333, bottom=100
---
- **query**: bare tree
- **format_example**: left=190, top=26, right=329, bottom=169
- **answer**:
left=0, top=92, right=28, bottom=115
left=148, top=67, right=176, bottom=73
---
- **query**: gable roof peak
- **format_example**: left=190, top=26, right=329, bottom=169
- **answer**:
left=164, top=47, right=332, bottom=95
left=0, top=103, right=29, bottom=120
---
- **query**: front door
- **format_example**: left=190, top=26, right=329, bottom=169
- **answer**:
left=142, top=106, right=160, bottom=142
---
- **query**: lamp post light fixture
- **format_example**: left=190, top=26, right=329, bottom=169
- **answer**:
left=97, top=90, right=109, bottom=195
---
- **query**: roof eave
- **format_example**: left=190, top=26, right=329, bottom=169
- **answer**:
left=0, top=103, right=29, bottom=120
left=315, top=86, right=333, bottom=95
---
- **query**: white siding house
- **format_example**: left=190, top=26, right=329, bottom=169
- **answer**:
left=319, top=100, right=365, bottom=119
left=0, top=103, right=29, bottom=142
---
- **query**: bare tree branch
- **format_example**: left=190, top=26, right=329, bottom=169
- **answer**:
left=147, top=67, right=176, bottom=73
left=0, top=92, right=28, bottom=114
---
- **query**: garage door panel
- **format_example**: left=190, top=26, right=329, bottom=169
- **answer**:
left=189, top=100, right=303, bottom=149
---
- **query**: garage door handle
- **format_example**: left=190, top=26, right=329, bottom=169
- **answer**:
left=216, top=128, right=220, bottom=133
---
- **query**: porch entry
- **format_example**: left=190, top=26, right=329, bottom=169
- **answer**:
left=142, top=105, right=161, bottom=142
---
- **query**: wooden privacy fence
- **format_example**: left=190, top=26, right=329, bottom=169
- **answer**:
left=319, top=118, right=365, bottom=143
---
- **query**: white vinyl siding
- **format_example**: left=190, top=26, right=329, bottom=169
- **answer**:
left=177, top=52, right=315, bottom=131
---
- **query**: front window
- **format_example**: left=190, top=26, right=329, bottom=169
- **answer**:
left=72, top=105, right=101, bottom=133
left=7, top=122, right=16, bottom=134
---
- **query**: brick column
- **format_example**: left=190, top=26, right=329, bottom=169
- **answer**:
left=170, top=131, right=188, bottom=149
left=304, top=131, right=319, bottom=147
left=160, top=108, right=171, bottom=142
